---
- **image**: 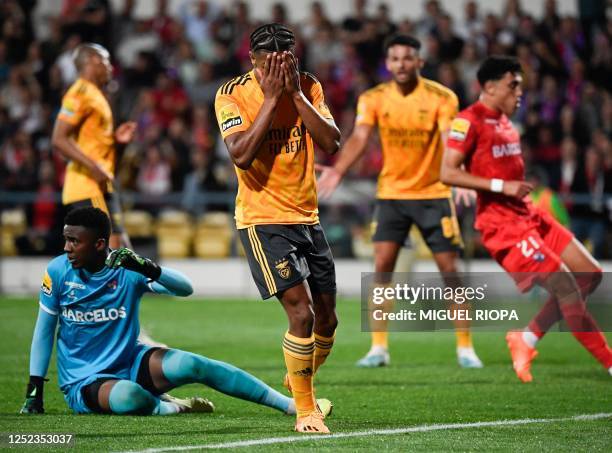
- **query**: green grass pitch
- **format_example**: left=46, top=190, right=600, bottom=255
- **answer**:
left=0, top=296, right=610, bottom=451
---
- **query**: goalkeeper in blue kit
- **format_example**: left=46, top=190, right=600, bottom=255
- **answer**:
left=21, top=207, right=331, bottom=416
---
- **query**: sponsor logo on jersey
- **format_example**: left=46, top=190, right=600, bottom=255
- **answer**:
left=275, top=259, right=291, bottom=279
left=219, top=103, right=243, bottom=132
left=61, top=306, right=127, bottom=323
left=492, top=142, right=521, bottom=158
left=65, top=281, right=86, bottom=289
left=449, top=118, right=470, bottom=141
left=41, top=271, right=52, bottom=296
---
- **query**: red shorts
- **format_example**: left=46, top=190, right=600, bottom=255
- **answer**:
left=479, top=208, right=574, bottom=292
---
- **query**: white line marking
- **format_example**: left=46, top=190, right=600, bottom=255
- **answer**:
left=117, top=412, right=611, bottom=452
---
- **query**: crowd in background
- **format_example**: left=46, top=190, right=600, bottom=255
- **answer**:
left=1, top=0, right=611, bottom=257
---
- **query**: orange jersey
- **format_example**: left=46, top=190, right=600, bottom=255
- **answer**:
left=214, top=70, right=334, bottom=228
left=58, top=78, right=115, bottom=204
left=355, top=77, right=458, bottom=199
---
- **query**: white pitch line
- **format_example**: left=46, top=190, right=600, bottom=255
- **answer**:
left=118, top=412, right=611, bottom=453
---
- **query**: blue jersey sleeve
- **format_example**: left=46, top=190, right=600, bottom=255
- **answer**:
left=39, top=258, right=63, bottom=316
left=146, top=267, right=194, bottom=297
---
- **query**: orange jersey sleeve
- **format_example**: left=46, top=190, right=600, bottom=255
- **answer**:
left=215, top=73, right=254, bottom=139
left=355, top=89, right=380, bottom=126
left=58, top=82, right=92, bottom=126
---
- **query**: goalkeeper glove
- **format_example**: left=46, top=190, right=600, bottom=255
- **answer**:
left=20, top=376, right=46, bottom=414
left=106, top=247, right=162, bottom=280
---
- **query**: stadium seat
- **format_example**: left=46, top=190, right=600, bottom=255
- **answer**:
left=194, top=212, right=233, bottom=258
left=352, top=225, right=374, bottom=259
left=122, top=210, right=154, bottom=238
left=1, top=209, right=26, bottom=256
left=1, top=209, right=27, bottom=235
left=156, top=210, right=194, bottom=258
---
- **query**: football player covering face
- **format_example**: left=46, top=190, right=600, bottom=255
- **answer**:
left=385, top=44, right=423, bottom=93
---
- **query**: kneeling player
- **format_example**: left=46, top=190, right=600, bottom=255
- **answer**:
left=20, top=207, right=331, bottom=416
left=441, top=56, right=612, bottom=382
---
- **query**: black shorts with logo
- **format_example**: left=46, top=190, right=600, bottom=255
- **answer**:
left=238, top=224, right=337, bottom=299
left=372, top=198, right=462, bottom=253
left=65, top=192, right=124, bottom=234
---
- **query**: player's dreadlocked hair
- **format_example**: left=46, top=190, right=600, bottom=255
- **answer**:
left=249, top=23, right=295, bottom=52
left=64, top=207, right=111, bottom=242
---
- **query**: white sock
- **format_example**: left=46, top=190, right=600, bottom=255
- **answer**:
left=608, top=366, right=612, bottom=377
left=286, top=399, right=296, bottom=415
left=369, top=345, right=388, bottom=356
left=522, top=330, right=539, bottom=349
left=457, top=346, right=476, bottom=356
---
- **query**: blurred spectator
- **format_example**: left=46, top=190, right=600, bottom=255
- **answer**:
left=181, top=149, right=228, bottom=215
left=136, top=143, right=172, bottom=197
left=526, top=168, right=570, bottom=226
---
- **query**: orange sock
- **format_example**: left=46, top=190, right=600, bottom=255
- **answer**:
left=455, top=330, right=473, bottom=348
left=371, top=331, right=388, bottom=349
left=282, top=332, right=316, bottom=417
left=313, top=331, right=335, bottom=374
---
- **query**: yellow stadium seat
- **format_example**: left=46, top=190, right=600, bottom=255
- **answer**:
left=156, top=210, right=194, bottom=258
left=122, top=210, right=154, bottom=238
left=194, top=211, right=233, bottom=258
left=1, top=228, right=17, bottom=256
left=1, top=209, right=27, bottom=235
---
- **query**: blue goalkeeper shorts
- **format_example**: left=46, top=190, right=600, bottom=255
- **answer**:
left=62, top=343, right=153, bottom=414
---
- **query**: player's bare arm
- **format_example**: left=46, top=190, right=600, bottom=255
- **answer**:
left=282, top=52, right=340, bottom=155
left=224, top=53, right=284, bottom=170
left=441, top=148, right=533, bottom=199
left=52, top=119, right=113, bottom=184
left=317, top=123, right=373, bottom=199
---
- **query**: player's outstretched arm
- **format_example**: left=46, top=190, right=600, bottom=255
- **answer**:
left=282, top=52, right=340, bottom=155
left=148, top=267, right=194, bottom=297
left=224, top=53, right=284, bottom=170
left=106, top=248, right=193, bottom=297
left=20, top=308, right=58, bottom=414
left=316, top=124, right=373, bottom=199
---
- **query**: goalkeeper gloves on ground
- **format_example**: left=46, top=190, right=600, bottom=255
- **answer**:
left=20, top=376, right=46, bottom=414
left=106, top=248, right=162, bottom=280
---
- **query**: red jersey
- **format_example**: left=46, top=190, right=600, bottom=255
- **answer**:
left=446, top=101, right=531, bottom=230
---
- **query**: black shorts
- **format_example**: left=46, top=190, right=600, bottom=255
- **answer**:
left=372, top=198, right=462, bottom=253
left=65, top=193, right=124, bottom=234
left=238, top=224, right=337, bottom=299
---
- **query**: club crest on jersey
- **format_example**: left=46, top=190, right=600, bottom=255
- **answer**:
left=219, top=103, right=243, bottom=132
left=449, top=118, right=470, bottom=141
left=275, top=259, right=291, bottom=280
left=107, top=280, right=118, bottom=290
left=41, top=271, right=52, bottom=296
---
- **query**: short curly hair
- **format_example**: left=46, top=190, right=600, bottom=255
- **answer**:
left=64, top=207, right=111, bottom=242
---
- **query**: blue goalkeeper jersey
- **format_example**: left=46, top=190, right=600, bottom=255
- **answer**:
left=39, top=254, right=154, bottom=391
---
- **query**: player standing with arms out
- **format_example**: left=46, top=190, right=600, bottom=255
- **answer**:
left=441, top=55, right=612, bottom=382
left=317, top=34, right=482, bottom=369
left=20, top=207, right=331, bottom=417
left=214, top=24, right=340, bottom=434
left=52, top=43, right=135, bottom=250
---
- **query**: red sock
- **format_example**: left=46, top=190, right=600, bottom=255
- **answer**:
left=560, top=302, right=612, bottom=368
left=528, top=296, right=562, bottom=338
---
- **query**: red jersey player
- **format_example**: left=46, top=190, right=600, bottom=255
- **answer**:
left=441, top=55, right=612, bottom=382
